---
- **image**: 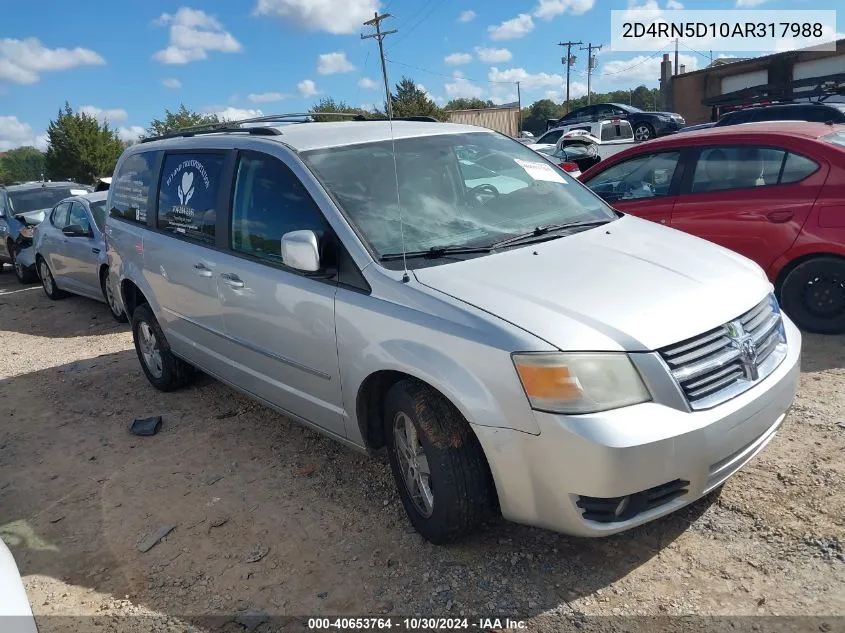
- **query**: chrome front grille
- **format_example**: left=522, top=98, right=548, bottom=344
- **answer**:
left=659, top=295, right=787, bottom=410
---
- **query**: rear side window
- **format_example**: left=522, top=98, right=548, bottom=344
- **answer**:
left=780, top=152, right=818, bottom=183
left=51, top=202, right=71, bottom=228
left=691, top=146, right=786, bottom=193
left=111, top=152, right=156, bottom=224
left=157, top=153, right=224, bottom=245
left=538, top=130, right=563, bottom=145
left=230, top=153, right=328, bottom=265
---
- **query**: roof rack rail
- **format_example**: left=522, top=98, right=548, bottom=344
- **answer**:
left=703, top=73, right=845, bottom=108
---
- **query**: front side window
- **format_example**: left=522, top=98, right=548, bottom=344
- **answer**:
left=157, top=153, right=224, bottom=244
left=89, top=200, right=107, bottom=231
left=68, top=202, right=91, bottom=233
left=111, top=152, right=156, bottom=224
left=584, top=151, right=681, bottom=202
left=231, top=153, right=328, bottom=265
left=51, top=202, right=71, bottom=228
left=691, top=146, right=786, bottom=193
left=302, top=132, right=615, bottom=262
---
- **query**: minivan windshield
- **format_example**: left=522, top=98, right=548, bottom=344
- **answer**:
left=8, top=188, right=80, bottom=214
left=302, top=132, right=616, bottom=263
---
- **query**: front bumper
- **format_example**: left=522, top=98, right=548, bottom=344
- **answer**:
left=474, top=316, right=801, bottom=537
left=653, top=118, right=684, bottom=136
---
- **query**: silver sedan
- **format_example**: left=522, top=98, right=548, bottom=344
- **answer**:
left=32, top=191, right=126, bottom=321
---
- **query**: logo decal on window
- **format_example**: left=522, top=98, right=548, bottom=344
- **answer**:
left=164, top=159, right=211, bottom=231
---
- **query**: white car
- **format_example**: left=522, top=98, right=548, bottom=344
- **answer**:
left=0, top=540, right=37, bottom=633
left=533, top=119, right=635, bottom=160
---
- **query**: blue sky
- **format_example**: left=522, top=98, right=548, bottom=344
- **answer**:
left=0, top=0, right=841, bottom=149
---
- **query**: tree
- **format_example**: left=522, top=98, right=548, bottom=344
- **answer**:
left=520, top=99, right=565, bottom=135
left=443, top=98, right=495, bottom=111
left=308, top=97, right=365, bottom=122
left=0, top=146, right=45, bottom=183
left=147, top=104, right=219, bottom=137
left=389, top=77, right=442, bottom=119
left=45, top=103, right=124, bottom=183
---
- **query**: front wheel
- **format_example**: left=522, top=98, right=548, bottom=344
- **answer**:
left=384, top=379, right=496, bottom=544
left=38, top=258, right=67, bottom=300
left=779, top=256, right=845, bottom=334
left=634, top=123, right=655, bottom=142
left=131, top=303, right=195, bottom=391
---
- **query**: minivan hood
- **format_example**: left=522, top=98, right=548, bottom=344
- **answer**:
left=414, top=215, right=772, bottom=352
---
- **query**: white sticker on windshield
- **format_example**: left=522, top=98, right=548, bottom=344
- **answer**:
left=70, top=189, right=89, bottom=195
left=514, top=159, right=566, bottom=184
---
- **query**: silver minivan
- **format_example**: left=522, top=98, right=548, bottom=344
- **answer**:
left=106, top=119, right=801, bottom=544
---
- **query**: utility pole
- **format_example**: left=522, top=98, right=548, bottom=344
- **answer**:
left=516, top=81, right=522, bottom=135
left=361, top=12, right=397, bottom=118
left=580, top=43, right=602, bottom=106
left=558, top=40, right=582, bottom=113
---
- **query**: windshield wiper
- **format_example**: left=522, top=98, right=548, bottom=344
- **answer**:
left=490, top=219, right=613, bottom=249
left=380, top=244, right=493, bottom=261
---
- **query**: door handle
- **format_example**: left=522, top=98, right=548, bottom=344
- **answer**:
left=766, top=210, right=794, bottom=224
left=92, top=247, right=101, bottom=254
left=220, top=272, right=245, bottom=289
left=193, top=262, right=213, bottom=277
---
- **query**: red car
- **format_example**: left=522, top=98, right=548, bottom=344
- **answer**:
left=580, top=122, right=845, bottom=334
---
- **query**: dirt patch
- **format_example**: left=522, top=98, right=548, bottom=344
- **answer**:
left=1, top=270, right=843, bottom=631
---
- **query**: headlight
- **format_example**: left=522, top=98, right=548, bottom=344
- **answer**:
left=513, top=352, right=651, bottom=414
left=657, top=114, right=672, bottom=122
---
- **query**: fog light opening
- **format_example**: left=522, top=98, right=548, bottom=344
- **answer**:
left=613, top=496, right=630, bottom=518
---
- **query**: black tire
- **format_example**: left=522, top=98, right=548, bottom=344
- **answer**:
left=101, top=269, right=128, bottom=323
left=131, top=303, right=195, bottom=391
left=10, top=245, right=37, bottom=284
left=634, top=122, right=655, bottom=142
left=384, top=379, right=495, bottom=544
left=779, top=256, right=845, bottom=334
left=37, top=257, right=67, bottom=300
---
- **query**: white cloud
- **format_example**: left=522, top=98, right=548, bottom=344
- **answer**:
left=488, top=14, right=534, bottom=41
left=253, top=0, right=379, bottom=35
left=445, top=71, right=484, bottom=99
left=666, top=0, right=683, bottom=8
left=215, top=107, right=264, bottom=121
left=297, top=79, right=319, bottom=97
left=162, top=77, right=182, bottom=89
left=317, top=52, right=356, bottom=75
left=488, top=67, right=564, bottom=90
left=117, top=126, right=145, bottom=144
left=0, top=38, right=104, bottom=84
left=0, top=116, right=44, bottom=151
left=358, top=77, right=379, bottom=89
left=475, top=47, right=512, bottom=63
left=444, top=52, right=472, bottom=66
left=533, top=0, right=595, bottom=21
left=543, top=82, right=587, bottom=101
left=153, top=8, right=241, bottom=65
left=736, top=0, right=766, bottom=5
left=599, top=53, right=697, bottom=82
left=458, top=10, right=477, bottom=23
left=79, top=106, right=129, bottom=123
left=623, top=0, right=662, bottom=21
left=248, top=92, right=287, bottom=103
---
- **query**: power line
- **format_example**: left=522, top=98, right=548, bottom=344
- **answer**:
left=598, top=49, right=666, bottom=76
left=677, top=39, right=713, bottom=64
left=389, top=0, right=447, bottom=48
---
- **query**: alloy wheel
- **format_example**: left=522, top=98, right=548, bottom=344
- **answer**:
left=635, top=125, right=652, bottom=141
left=392, top=411, right=434, bottom=518
left=138, top=321, right=164, bottom=379
left=40, top=261, right=53, bottom=295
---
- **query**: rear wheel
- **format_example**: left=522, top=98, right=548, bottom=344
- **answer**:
left=384, top=379, right=495, bottom=544
left=38, top=258, right=67, bottom=300
left=779, top=256, right=845, bottom=334
left=131, top=303, right=195, bottom=391
left=634, top=122, right=655, bottom=142
left=101, top=269, right=127, bottom=323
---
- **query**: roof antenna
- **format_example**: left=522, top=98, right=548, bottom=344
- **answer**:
left=362, top=12, right=409, bottom=283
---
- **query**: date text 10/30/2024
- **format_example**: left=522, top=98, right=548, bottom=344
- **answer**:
left=308, top=618, right=527, bottom=630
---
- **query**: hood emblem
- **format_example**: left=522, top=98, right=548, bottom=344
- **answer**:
left=727, top=320, right=759, bottom=381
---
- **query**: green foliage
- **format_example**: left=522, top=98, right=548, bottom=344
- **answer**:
left=0, top=146, right=45, bottom=184
left=308, top=97, right=366, bottom=122
left=389, top=77, right=442, bottom=119
left=147, top=104, right=219, bottom=137
left=444, top=98, right=495, bottom=111
left=45, top=103, right=124, bottom=184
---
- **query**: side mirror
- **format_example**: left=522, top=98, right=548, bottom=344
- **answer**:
left=281, top=230, right=320, bottom=272
left=62, top=224, right=91, bottom=238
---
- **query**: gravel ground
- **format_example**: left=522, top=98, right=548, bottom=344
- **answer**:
left=0, top=268, right=843, bottom=632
